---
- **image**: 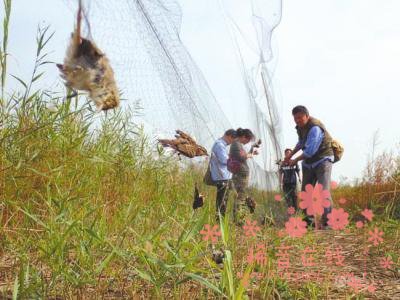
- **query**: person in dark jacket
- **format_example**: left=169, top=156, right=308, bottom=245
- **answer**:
left=279, top=148, right=300, bottom=211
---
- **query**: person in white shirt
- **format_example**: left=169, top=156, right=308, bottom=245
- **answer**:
left=210, top=129, right=237, bottom=218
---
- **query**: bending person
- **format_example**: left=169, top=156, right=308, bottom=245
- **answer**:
left=229, top=128, right=258, bottom=225
left=210, top=129, right=237, bottom=220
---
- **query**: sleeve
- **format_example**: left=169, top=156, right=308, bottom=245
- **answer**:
left=296, top=140, right=303, bottom=149
left=303, top=126, right=324, bottom=158
left=213, top=142, right=228, bottom=166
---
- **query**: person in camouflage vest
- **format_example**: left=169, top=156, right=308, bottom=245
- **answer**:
left=229, top=128, right=258, bottom=225
left=285, top=105, right=334, bottom=229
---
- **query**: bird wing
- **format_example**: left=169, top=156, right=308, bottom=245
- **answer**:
left=176, top=130, right=196, bottom=145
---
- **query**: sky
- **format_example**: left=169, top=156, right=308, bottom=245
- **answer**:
left=3, top=0, right=400, bottom=183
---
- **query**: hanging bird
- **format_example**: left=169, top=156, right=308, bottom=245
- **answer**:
left=245, top=196, right=256, bottom=214
left=249, top=139, right=262, bottom=154
left=192, top=184, right=204, bottom=210
left=158, top=130, right=208, bottom=158
left=57, top=0, right=119, bottom=111
left=211, top=247, right=225, bottom=265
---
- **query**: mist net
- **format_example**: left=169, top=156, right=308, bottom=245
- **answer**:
left=218, top=0, right=283, bottom=188
left=70, top=0, right=283, bottom=190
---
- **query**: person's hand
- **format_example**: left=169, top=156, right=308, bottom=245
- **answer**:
left=239, top=149, right=248, bottom=159
left=284, top=155, right=292, bottom=164
left=288, top=159, right=297, bottom=166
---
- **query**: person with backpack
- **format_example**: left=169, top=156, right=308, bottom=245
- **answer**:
left=279, top=148, right=301, bottom=211
left=285, top=105, right=343, bottom=229
left=208, top=129, right=237, bottom=219
left=228, top=128, right=258, bottom=225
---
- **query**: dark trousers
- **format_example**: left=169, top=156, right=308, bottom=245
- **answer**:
left=283, top=183, right=298, bottom=210
left=301, top=160, right=333, bottom=226
left=216, top=180, right=230, bottom=216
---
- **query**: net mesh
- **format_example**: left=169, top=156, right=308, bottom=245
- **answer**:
left=67, top=0, right=283, bottom=190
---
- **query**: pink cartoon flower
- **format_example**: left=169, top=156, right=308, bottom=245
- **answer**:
left=368, top=227, right=384, bottom=246
left=274, top=194, right=282, bottom=201
left=347, top=275, right=363, bottom=293
left=331, top=181, right=338, bottom=190
left=277, top=230, right=286, bottom=238
left=285, top=217, right=307, bottom=238
left=380, top=256, right=393, bottom=269
left=338, top=198, right=347, bottom=205
left=299, top=183, right=331, bottom=216
left=200, top=224, right=221, bottom=244
left=356, top=221, right=364, bottom=229
left=367, top=284, right=376, bottom=293
left=237, top=272, right=249, bottom=287
left=243, top=219, right=261, bottom=237
left=327, top=208, right=349, bottom=230
left=287, top=206, right=295, bottom=215
left=362, top=209, right=374, bottom=222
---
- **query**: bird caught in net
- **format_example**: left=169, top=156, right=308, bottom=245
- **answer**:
left=192, top=184, right=205, bottom=210
left=66, top=0, right=283, bottom=190
left=57, top=0, right=119, bottom=111
left=158, top=130, right=208, bottom=159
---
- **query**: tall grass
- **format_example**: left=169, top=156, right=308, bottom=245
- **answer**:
left=0, top=19, right=268, bottom=298
left=334, top=151, right=400, bottom=219
left=0, top=20, right=210, bottom=298
left=0, top=0, right=11, bottom=99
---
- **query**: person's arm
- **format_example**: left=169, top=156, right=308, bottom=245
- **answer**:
left=289, top=126, right=324, bottom=165
left=285, top=141, right=303, bottom=163
left=291, top=142, right=303, bottom=156
left=302, top=126, right=324, bottom=159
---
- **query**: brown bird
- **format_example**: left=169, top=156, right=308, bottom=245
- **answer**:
left=193, top=184, right=204, bottom=210
left=250, top=139, right=262, bottom=154
left=245, top=196, right=256, bottom=214
left=158, top=130, right=208, bottom=158
left=57, top=0, right=119, bottom=111
left=211, top=247, right=225, bottom=264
